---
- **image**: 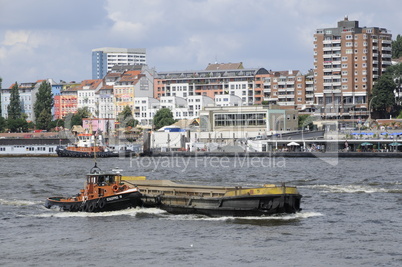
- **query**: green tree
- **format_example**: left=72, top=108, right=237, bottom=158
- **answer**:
left=65, top=107, right=91, bottom=128
left=34, top=81, right=53, bottom=129
left=383, top=63, right=402, bottom=105
left=7, top=82, right=22, bottom=120
left=153, top=108, right=175, bottom=130
left=118, top=105, right=138, bottom=128
left=298, top=114, right=314, bottom=130
left=48, top=119, right=64, bottom=130
left=7, top=118, right=28, bottom=132
left=392, top=34, right=402, bottom=59
left=36, top=109, right=53, bottom=131
left=0, top=116, right=6, bottom=132
left=371, top=73, right=396, bottom=118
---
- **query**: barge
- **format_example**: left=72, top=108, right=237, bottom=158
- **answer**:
left=123, top=179, right=302, bottom=217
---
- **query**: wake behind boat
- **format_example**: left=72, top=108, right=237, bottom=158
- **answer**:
left=45, top=163, right=142, bottom=212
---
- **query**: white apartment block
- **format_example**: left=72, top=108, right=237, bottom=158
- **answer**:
left=97, top=87, right=115, bottom=119
left=92, top=47, right=147, bottom=79
left=76, top=80, right=103, bottom=117
left=134, top=97, right=160, bottom=126
left=214, top=94, right=243, bottom=107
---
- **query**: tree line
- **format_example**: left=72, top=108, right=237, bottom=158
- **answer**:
left=0, top=78, right=176, bottom=133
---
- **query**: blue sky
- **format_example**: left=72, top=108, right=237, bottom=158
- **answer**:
left=1, top=0, right=401, bottom=87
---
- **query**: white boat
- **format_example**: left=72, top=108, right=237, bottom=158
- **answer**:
left=0, top=144, right=58, bottom=156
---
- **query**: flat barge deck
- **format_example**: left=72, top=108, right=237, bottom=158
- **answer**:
left=123, top=179, right=302, bottom=217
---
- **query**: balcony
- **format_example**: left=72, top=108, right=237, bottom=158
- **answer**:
left=323, top=89, right=341, bottom=94
left=279, top=101, right=296, bottom=106
left=382, top=46, right=392, bottom=51
left=382, top=39, right=392, bottom=44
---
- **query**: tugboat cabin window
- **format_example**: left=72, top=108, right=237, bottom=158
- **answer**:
left=87, top=175, right=119, bottom=185
left=87, top=176, right=98, bottom=184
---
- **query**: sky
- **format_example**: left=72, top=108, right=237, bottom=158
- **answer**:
left=1, top=0, right=402, bottom=88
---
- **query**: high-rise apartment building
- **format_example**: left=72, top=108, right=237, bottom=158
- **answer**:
left=92, top=47, right=146, bottom=79
left=313, top=17, right=392, bottom=119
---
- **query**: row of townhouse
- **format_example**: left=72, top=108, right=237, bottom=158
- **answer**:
left=154, top=63, right=316, bottom=113
left=132, top=94, right=243, bottom=126
left=52, top=65, right=156, bottom=121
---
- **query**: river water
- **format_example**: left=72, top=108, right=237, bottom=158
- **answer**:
left=0, top=155, right=401, bottom=266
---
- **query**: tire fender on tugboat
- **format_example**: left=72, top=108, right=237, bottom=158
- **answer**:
left=112, top=185, right=119, bottom=192
left=98, top=198, right=106, bottom=209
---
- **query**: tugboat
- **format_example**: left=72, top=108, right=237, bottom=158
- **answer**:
left=56, top=133, right=117, bottom=158
left=45, top=163, right=142, bottom=212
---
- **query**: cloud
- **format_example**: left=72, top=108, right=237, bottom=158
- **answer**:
left=1, top=0, right=402, bottom=88
left=2, top=31, right=30, bottom=46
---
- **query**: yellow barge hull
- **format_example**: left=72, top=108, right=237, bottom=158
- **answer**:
left=123, top=179, right=302, bottom=217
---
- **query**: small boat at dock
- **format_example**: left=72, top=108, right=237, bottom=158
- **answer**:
left=56, top=133, right=117, bottom=158
left=123, top=179, right=302, bottom=217
left=45, top=163, right=142, bottom=212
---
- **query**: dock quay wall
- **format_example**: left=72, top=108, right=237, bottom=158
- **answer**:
left=150, top=151, right=402, bottom=158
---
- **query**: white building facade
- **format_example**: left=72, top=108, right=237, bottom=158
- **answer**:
left=92, top=47, right=147, bottom=79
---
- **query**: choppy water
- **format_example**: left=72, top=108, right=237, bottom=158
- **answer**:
left=0, top=156, right=401, bottom=266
